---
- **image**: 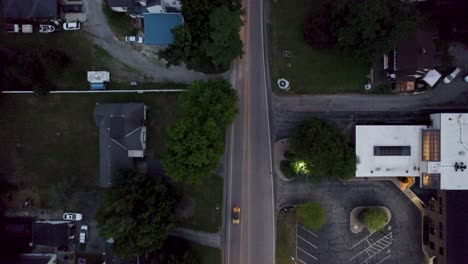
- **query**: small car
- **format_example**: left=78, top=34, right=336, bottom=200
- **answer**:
left=232, top=206, right=240, bottom=224
left=443, top=67, right=461, bottom=84
left=63, top=21, right=80, bottom=31
left=39, top=24, right=55, bottom=33
left=63, top=212, right=83, bottom=221
left=79, top=225, right=88, bottom=244
left=125, top=36, right=143, bottom=44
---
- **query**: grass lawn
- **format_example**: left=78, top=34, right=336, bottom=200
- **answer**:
left=276, top=211, right=296, bottom=264
left=0, top=26, right=142, bottom=90
left=102, top=1, right=137, bottom=39
left=268, top=0, right=370, bottom=94
left=191, top=243, right=222, bottom=264
left=177, top=174, right=223, bottom=233
left=0, top=93, right=181, bottom=209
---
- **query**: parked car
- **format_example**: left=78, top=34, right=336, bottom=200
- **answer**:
left=63, top=21, right=80, bottom=31
left=21, top=24, right=33, bottom=33
left=79, top=225, right=88, bottom=244
left=39, top=24, right=55, bottom=33
left=464, top=75, right=468, bottom=83
left=5, top=24, right=20, bottom=33
left=443, top=67, right=461, bottom=84
left=63, top=212, right=83, bottom=221
left=125, top=36, right=143, bottom=44
left=232, top=206, right=240, bottom=224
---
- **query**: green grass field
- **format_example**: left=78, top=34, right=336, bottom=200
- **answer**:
left=177, top=174, right=223, bottom=233
left=268, top=0, right=370, bottom=94
left=276, top=211, right=297, bottom=264
left=0, top=93, right=181, bottom=208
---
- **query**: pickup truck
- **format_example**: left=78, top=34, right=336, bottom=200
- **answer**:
left=79, top=225, right=88, bottom=244
left=6, top=24, right=33, bottom=33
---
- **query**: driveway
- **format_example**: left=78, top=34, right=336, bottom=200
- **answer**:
left=84, top=0, right=224, bottom=83
left=277, top=178, right=424, bottom=264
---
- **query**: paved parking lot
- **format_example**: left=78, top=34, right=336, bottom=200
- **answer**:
left=279, top=179, right=424, bottom=264
left=296, top=224, right=319, bottom=263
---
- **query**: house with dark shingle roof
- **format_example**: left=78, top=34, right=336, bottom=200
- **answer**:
left=94, top=103, right=147, bottom=187
left=2, top=0, right=58, bottom=20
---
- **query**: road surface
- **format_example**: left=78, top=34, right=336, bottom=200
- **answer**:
left=224, top=0, right=275, bottom=263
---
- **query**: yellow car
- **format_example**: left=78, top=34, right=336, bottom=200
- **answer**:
left=232, top=206, right=241, bottom=224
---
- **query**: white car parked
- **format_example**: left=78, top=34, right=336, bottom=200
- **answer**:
left=79, top=225, right=88, bottom=244
left=63, top=21, right=80, bottom=31
left=443, top=67, right=461, bottom=84
left=63, top=212, right=83, bottom=221
left=125, top=36, right=143, bottom=44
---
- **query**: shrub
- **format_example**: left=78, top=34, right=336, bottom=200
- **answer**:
left=297, top=202, right=327, bottom=231
left=358, top=208, right=388, bottom=233
left=280, top=160, right=296, bottom=179
left=303, top=3, right=335, bottom=49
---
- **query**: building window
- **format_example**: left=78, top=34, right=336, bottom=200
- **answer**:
left=422, top=130, right=440, bottom=161
left=430, top=241, right=435, bottom=250
left=439, top=247, right=444, bottom=256
left=439, top=222, right=444, bottom=240
left=430, top=225, right=435, bottom=235
left=374, top=146, right=411, bottom=156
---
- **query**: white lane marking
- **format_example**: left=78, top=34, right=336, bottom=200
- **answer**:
left=350, top=233, right=393, bottom=262
left=297, top=248, right=317, bottom=261
left=350, top=233, right=372, bottom=249
left=296, top=258, right=307, bottom=264
left=298, top=225, right=319, bottom=238
left=375, top=254, right=392, bottom=264
left=260, top=0, right=276, bottom=261
left=297, top=235, right=317, bottom=249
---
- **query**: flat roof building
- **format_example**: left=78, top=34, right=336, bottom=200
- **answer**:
left=356, top=113, right=468, bottom=190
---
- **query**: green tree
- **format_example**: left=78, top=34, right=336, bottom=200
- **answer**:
left=358, top=208, right=388, bottom=233
left=331, top=0, right=419, bottom=62
left=95, top=173, right=176, bottom=257
left=290, top=118, right=355, bottom=182
left=203, top=6, right=243, bottom=71
left=158, top=1, right=243, bottom=73
left=297, top=202, right=327, bottom=231
left=163, top=80, right=238, bottom=184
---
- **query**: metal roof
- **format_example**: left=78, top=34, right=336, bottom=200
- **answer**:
left=143, top=13, right=184, bottom=45
left=2, top=0, right=57, bottom=19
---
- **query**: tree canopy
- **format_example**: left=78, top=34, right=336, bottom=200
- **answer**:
left=158, top=0, right=243, bottom=73
left=358, top=208, right=388, bottom=233
left=296, top=202, right=327, bottom=231
left=332, top=0, right=419, bottom=62
left=95, top=173, right=176, bottom=257
left=289, top=118, right=355, bottom=182
left=163, top=80, right=238, bottom=184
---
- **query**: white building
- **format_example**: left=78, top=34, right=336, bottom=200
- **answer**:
left=356, top=113, right=468, bottom=190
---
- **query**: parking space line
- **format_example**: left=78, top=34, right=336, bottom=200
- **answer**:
left=351, top=235, right=371, bottom=249
left=298, top=225, right=319, bottom=237
left=297, top=258, right=307, bottom=264
left=298, top=235, right=318, bottom=248
left=297, top=247, right=317, bottom=261
left=375, top=254, right=392, bottom=264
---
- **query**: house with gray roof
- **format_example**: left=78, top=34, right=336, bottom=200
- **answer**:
left=94, top=103, right=147, bottom=187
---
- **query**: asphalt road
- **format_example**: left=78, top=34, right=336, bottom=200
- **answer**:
left=224, top=0, right=275, bottom=263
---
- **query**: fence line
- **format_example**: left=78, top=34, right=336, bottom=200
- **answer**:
left=2, top=89, right=186, bottom=94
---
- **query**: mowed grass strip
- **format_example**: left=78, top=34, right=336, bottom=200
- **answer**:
left=0, top=93, right=181, bottom=207
left=276, top=211, right=297, bottom=264
left=268, top=0, right=369, bottom=94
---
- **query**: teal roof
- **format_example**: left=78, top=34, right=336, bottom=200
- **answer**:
left=143, top=13, right=184, bottom=45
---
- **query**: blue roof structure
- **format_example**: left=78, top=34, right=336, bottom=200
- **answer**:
left=91, top=83, right=105, bottom=90
left=143, top=13, right=184, bottom=45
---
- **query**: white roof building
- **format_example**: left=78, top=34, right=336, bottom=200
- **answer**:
left=355, top=113, right=468, bottom=190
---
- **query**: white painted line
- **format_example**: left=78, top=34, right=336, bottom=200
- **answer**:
left=260, top=0, right=276, bottom=260
left=296, top=258, right=307, bottom=264
left=349, top=250, right=366, bottom=261
left=297, top=235, right=317, bottom=249
left=298, top=225, right=319, bottom=238
left=297, top=248, right=317, bottom=261
left=375, top=254, right=392, bottom=264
